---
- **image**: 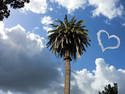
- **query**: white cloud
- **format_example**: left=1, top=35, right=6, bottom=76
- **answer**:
left=0, top=23, right=45, bottom=52
left=41, top=16, right=53, bottom=33
left=30, top=27, right=40, bottom=33
left=0, top=22, right=8, bottom=39
left=72, top=69, right=96, bottom=94
left=105, top=19, right=111, bottom=25
left=7, top=91, right=13, bottom=94
left=23, top=0, right=47, bottom=14
left=72, top=58, right=125, bottom=94
left=34, top=27, right=39, bottom=30
left=122, top=23, right=125, bottom=26
left=97, top=30, right=120, bottom=52
left=0, top=90, right=13, bottom=94
left=27, top=33, right=45, bottom=48
left=41, top=16, right=53, bottom=25
left=43, top=26, right=53, bottom=32
left=88, top=0, right=124, bottom=19
left=50, top=0, right=88, bottom=13
left=49, top=8, right=53, bottom=11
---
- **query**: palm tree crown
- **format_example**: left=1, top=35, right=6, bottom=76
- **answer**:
left=47, top=15, right=90, bottom=60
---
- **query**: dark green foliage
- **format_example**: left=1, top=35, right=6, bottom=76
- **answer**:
left=99, top=83, right=118, bottom=94
left=47, top=15, right=90, bottom=60
left=0, top=0, right=30, bottom=21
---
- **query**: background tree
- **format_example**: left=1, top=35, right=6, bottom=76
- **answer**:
left=47, top=15, right=90, bottom=94
left=99, top=83, right=118, bottom=94
left=0, top=0, right=30, bottom=21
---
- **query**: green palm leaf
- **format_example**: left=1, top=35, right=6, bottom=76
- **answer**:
left=47, top=14, right=90, bottom=60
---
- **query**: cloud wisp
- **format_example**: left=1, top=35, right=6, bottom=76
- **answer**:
left=122, top=23, right=125, bottom=27
left=41, top=16, right=53, bottom=33
left=97, top=30, right=120, bottom=52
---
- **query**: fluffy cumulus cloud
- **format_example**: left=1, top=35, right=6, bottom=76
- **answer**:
left=0, top=21, right=62, bottom=94
left=72, top=58, right=125, bottom=94
left=50, top=0, right=88, bottom=13
left=88, top=0, right=123, bottom=19
left=23, top=0, right=48, bottom=14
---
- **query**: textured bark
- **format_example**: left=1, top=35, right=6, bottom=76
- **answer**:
left=64, top=51, right=71, bottom=94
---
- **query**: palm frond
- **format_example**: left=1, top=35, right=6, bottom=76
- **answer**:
left=46, top=15, right=90, bottom=60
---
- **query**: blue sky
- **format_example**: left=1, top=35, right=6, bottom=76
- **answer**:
left=0, top=0, right=125, bottom=94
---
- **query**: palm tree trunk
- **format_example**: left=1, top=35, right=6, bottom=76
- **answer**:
left=64, top=51, right=71, bottom=94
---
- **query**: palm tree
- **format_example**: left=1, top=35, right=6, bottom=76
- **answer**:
left=47, top=15, right=90, bottom=94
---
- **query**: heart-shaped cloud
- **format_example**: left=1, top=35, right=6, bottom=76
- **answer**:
left=97, top=30, right=120, bottom=52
